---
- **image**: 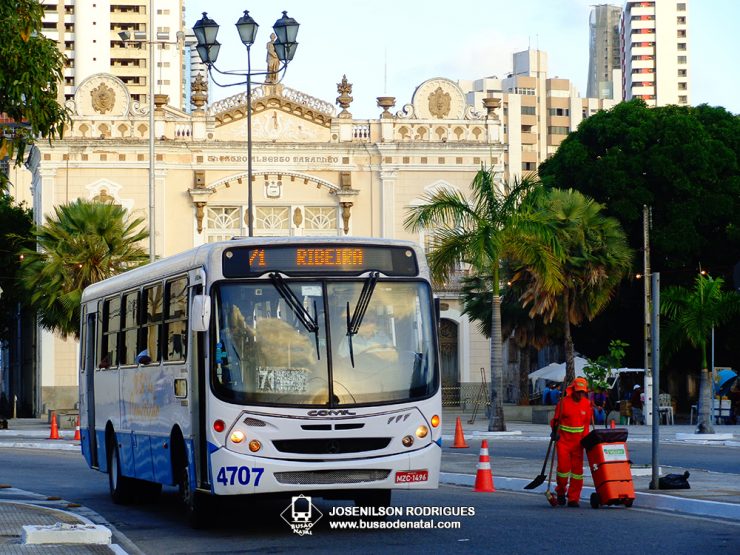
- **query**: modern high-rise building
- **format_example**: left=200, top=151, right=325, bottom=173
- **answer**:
left=621, top=0, right=690, bottom=106
left=460, top=48, right=618, bottom=178
left=587, top=4, right=623, bottom=99
left=40, top=0, right=188, bottom=110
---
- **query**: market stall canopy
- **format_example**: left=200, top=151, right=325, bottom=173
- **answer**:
left=529, top=358, right=644, bottom=387
left=714, top=369, right=737, bottom=397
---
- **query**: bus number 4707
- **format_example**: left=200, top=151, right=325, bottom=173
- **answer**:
left=216, top=466, right=264, bottom=487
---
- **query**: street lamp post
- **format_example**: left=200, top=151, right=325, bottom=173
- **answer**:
left=192, top=10, right=300, bottom=237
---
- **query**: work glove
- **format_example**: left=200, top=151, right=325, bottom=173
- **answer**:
left=550, top=425, right=559, bottom=441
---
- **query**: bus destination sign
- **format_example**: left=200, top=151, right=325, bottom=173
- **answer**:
left=222, top=245, right=418, bottom=277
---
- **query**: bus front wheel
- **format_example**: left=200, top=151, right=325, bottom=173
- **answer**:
left=179, top=464, right=208, bottom=528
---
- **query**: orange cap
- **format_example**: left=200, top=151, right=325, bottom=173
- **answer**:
left=572, top=377, right=589, bottom=392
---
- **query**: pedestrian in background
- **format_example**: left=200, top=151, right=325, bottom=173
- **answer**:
left=631, top=384, right=645, bottom=425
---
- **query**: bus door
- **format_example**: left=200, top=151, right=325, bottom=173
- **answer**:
left=83, top=312, right=99, bottom=467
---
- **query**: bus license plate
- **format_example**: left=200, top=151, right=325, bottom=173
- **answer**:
left=395, top=470, right=428, bottom=483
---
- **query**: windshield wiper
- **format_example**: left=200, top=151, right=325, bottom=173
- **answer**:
left=346, top=271, right=379, bottom=367
left=269, top=272, right=320, bottom=359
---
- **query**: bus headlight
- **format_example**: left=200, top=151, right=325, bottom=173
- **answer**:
left=230, top=430, right=246, bottom=444
left=416, top=425, right=429, bottom=439
left=402, top=435, right=414, bottom=447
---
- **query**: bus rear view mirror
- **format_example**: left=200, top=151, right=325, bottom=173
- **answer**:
left=191, top=294, right=211, bottom=332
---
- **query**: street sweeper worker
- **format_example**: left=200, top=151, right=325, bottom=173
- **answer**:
left=550, top=376, right=592, bottom=507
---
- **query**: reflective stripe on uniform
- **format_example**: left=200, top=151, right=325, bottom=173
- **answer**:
left=559, top=425, right=584, bottom=434
left=557, top=471, right=571, bottom=479
left=570, top=473, right=583, bottom=480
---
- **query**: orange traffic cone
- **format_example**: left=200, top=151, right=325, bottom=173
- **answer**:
left=473, top=439, right=495, bottom=492
left=48, top=411, right=60, bottom=440
left=452, top=417, right=469, bottom=448
left=73, top=415, right=81, bottom=441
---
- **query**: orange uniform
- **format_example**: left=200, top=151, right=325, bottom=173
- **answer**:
left=551, top=377, right=592, bottom=504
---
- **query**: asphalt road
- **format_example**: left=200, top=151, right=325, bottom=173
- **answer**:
left=1, top=448, right=738, bottom=554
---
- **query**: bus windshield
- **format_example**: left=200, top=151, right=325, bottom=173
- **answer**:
left=212, top=279, right=436, bottom=407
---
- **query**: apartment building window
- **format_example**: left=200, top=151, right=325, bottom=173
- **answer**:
left=678, top=96, right=687, bottom=104
left=548, top=126, right=570, bottom=135
left=677, top=3, right=686, bottom=10
left=522, top=162, right=536, bottom=171
left=678, top=69, right=687, bottom=77
left=677, top=16, right=686, bottom=24
left=514, top=87, right=535, bottom=95
left=677, top=43, right=686, bottom=51
left=677, top=29, right=686, bottom=38
left=678, top=82, right=687, bottom=91
left=521, top=106, right=536, bottom=115
left=548, top=108, right=569, bottom=116
left=677, top=56, right=687, bottom=64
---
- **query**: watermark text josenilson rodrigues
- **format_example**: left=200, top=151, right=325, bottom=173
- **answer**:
left=329, top=506, right=476, bottom=518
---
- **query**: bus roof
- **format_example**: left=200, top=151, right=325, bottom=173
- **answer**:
left=80, top=236, right=428, bottom=303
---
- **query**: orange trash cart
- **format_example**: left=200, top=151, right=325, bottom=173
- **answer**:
left=581, top=428, right=635, bottom=508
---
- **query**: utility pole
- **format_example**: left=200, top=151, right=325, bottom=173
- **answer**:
left=650, top=272, right=660, bottom=489
left=643, top=205, right=653, bottom=425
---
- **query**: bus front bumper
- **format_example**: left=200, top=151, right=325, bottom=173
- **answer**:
left=207, top=442, right=441, bottom=495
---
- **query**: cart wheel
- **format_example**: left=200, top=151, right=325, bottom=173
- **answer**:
left=624, top=498, right=634, bottom=508
left=590, top=492, right=600, bottom=509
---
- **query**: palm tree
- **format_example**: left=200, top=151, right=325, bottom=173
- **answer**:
left=19, top=199, right=148, bottom=338
left=513, top=188, right=633, bottom=384
left=460, top=274, right=559, bottom=405
left=661, top=274, right=740, bottom=434
left=404, top=169, right=560, bottom=431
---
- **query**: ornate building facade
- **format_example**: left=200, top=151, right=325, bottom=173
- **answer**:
left=15, top=72, right=509, bottom=414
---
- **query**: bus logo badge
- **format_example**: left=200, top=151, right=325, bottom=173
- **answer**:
left=281, top=495, right=323, bottom=535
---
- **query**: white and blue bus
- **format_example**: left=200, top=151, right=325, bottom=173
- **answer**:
left=79, top=237, right=441, bottom=524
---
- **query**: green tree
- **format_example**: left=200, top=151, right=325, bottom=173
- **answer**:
left=404, top=170, right=561, bottom=430
left=514, top=189, right=633, bottom=383
left=660, top=274, right=740, bottom=434
left=0, top=0, right=70, bottom=190
left=460, top=274, right=559, bottom=405
left=0, top=196, right=34, bottom=340
left=538, top=100, right=740, bottom=372
left=19, top=200, right=149, bottom=338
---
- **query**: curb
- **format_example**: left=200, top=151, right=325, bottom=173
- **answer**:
left=439, top=472, right=740, bottom=521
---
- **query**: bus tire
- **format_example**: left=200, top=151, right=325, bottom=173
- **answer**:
left=179, top=463, right=208, bottom=528
left=108, top=441, right=136, bottom=505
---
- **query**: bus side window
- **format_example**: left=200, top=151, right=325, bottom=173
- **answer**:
left=165, top=276, right=188, bottom=362
left=142, top=283, right=163, bottom=364
left=100, top=296, right=120, bottom=368
left=121, top=291, right=139, bottom=365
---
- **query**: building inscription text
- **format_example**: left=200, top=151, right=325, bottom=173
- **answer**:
left=208, top=155, right=339, bottom=164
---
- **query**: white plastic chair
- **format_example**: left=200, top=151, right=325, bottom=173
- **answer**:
left=658, top=393, right=674, bottom=425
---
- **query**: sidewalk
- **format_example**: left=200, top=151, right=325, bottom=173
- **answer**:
left=440, top=408, right=740, bottom=520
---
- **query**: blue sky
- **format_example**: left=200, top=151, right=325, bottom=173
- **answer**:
left=187, top=0, right=739, bottom=118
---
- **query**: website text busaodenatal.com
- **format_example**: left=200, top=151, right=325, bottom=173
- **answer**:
left=328, top=506, right=475, bottom=531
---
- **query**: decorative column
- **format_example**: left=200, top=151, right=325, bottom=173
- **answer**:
left=379, top=170, right=397, bottom=238
left=332, top=171, right=358, bottom=235
left=188, top=170, right=215, bottom=238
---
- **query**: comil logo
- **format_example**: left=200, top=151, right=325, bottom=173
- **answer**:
left=281, top=495, right=323, bottom=536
